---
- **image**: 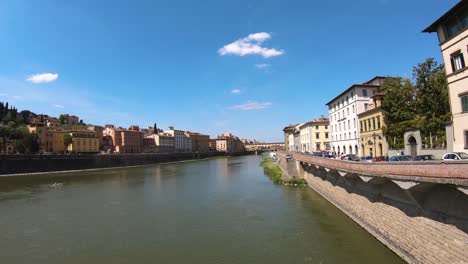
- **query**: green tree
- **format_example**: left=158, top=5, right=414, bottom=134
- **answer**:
left=413, top=58, right=450, bottom=121
left=381, top=77, right=416, bottom=149
left=59, top=114, right=67, bottom=125
left=63, top=134, right=73, bottom=152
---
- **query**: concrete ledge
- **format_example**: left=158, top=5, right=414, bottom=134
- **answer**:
left=293, top=153, right=468, bottom=186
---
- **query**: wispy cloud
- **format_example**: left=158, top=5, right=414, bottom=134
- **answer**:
left=229, top=101, right=272, bottom=110
left=218, top=32, right=284, bottom=58
left=231, top=89, right=241, bottom=94
left=53, top=104, right=64, bottom=108
left=26, top=73, right=59, bottom=83
left=255, top=63, right=270, bottom=69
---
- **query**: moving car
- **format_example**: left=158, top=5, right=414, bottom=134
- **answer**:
left=389, top=155, right=413, bottom=162
left=360, top=156, right=373, bottom=162
left=442, top=152, right=468, bottom=160
left=372, top=156, right=388, bottom=162
left=413, top=155, right=436, bottom=161
left=342, top=154, right=360, bottom=161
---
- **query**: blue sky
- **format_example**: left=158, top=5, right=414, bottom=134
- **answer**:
left=0, top=0, right=459, bottom=142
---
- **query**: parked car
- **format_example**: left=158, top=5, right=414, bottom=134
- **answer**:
left=360, top=156, right=373, bottom=162
left=389, top=155, right=413, bottom=162
left=342, top=154, right=360, bottom=161
left=442, top=152, right=468, bottom=161
left=413, top=155, right=436, bottom=161
left=285, top=154, right=292, bottom=159
left=372, top=156, right=387, bottom=162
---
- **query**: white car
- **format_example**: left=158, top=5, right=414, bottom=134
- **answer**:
left=442, top=152, right=468, bottom=161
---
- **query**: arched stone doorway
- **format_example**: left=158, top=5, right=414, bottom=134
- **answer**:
left=408, top=135, right=417, bottom=157
left=349, top=146, right=352, bottom=154
left=355, top=145, right=358, bottom=155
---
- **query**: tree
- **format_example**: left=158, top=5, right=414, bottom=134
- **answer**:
left=381, top=77, right=416, bottom=149
left=63, top=134, right=73, bottom=152
left=413, top=58, right=451, bottom=120
left=59, top=114, right=67, bottom=125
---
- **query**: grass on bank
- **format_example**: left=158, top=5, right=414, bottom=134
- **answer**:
left=259, top=157, right=307, bottom=187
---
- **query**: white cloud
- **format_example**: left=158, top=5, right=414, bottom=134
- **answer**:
left=53, top=104, right=64, bottom=108
left=255, top=63, right=270, bottom=69
left=26, top=73, right=59, bottom=83
left=218, top=32, right=284, bottom=58
left=229, top=101, right=272, bottom=110
left=231, top=89, right=241, bottom=94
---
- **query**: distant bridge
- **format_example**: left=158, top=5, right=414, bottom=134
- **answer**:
left=244, top=142, right=285, bottom=152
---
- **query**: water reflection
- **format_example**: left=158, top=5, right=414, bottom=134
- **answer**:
left=0, top=156, right=403, bottom=264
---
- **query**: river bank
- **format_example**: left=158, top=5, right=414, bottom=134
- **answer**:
left=0, top=152, right=253, bottom=176
left=259, top=157, right=307, bottom=186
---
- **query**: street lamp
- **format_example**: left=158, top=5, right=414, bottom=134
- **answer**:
left=372, top=132, right=377, bottom=158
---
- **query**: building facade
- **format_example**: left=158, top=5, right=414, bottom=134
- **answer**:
left=298, top=116, right=330, bottom=153
left=424, top=1, right=468, bottom=152
left=165, top=126, right=190, bottom=152
left=215, top=132, right=245, bottom=153
left=327, top=76, right=385, bottom=156
left=67, top=130, right=99, bottom=153
left=186, top=132, right=209, bottom=153
left=358, top=93, right=387, bottom=157
left=28, top=125, right=65, bottom=153
left=103, top=126, right=143, bottom=154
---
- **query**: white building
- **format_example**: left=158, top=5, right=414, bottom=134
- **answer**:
left=424, top=1, right=468, bottom=152
left=327, top=77, right=386, bottom=156
left=164, top=126, right=186, bottom=152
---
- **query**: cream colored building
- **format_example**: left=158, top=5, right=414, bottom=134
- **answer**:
left=424, top=1, right=468, bottom=152
left=298, top=116, right=330, bottom=153
left=67, top=130, right=99, bottom=153
left=358, top=93, right=387, bottom=157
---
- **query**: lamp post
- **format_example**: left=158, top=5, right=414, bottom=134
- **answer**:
left=372, top=132, right=377, bottom=158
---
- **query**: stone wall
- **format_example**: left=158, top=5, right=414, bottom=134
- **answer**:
left=0, top=152, right=244, bottom=176
left=299, top=163, right=468, bottom=264
left=276, top=152, right=300, bottom=180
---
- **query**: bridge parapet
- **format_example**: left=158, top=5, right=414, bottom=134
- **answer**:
left=294, top=153, right=468, bottom=186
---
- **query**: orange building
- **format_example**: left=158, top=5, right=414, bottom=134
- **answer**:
left=103, top=126, right=143, bottom=153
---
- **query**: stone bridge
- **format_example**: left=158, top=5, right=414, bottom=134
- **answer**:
left=276, top=152, right=468, bottom=264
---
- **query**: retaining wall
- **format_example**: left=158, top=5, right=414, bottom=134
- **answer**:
left=0, top=152, right=250, bottom=176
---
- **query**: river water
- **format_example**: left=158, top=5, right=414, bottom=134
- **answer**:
left=0, top=155, right=404, bottom=264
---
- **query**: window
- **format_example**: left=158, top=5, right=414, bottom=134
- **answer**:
left=461, top=94, right=468, bottom=113
left=315, top=125, right=319, bottom=129
left=354, top=131, right=357, bottom=138
left=364, top=103, right=368, bottom=111
left=353, top=118, right=356, bottom=128
left=362, top=89, right=367, bottom=97
left=372, top=118, right=376, bottom=130
left=465, top=131, right=468, bottom=149
left=450, top=51, right=465, bottom=72
left=444, top=9, right=468, bottom=38
left=368, top=119, right=371, bottom=130
left=352, top=105, right=355, bottom=113
left=325, top=125, right=328, bottom=129
left=316, top=133, right=319, bottom=139
left=377, top=116, right=381, bottom=129
left=349, top=132, right=351, bottom=139
left=348, top=120, right=350, bottom=129
left=316, top=143, right=321, bottom=150
left=347, top=108, right=349, bottom=115
left=325, top=132, right=329, bottom=139
left=360, top=121, right=363, bottom=132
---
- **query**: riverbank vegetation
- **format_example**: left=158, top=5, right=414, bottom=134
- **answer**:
left=260, top=157, right=307, bottom=187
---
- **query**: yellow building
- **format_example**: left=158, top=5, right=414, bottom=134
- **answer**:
left=67, top=130, right=99, bottom=153
left=358, top=93, right=387, bottom=157
left=28, top=125, right=65, bottom=153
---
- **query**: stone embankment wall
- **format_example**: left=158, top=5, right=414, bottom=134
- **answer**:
left=0, top=152, right=250, bottom=176
left=294, top=159, right=468, bottom=264
left=276, top=152, right=300, bottom=180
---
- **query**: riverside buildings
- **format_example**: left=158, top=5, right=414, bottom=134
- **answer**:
left=358, top=93, right=387, bottom=157
left=298, top=116, right=330, bottom=153
left=103, top=125, right=143, bottom=154
left=424, top=1, right=468, bottom=152
left=165, top=126, right=192, bottom=152
left=327, top=76, right=386, bottom=156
